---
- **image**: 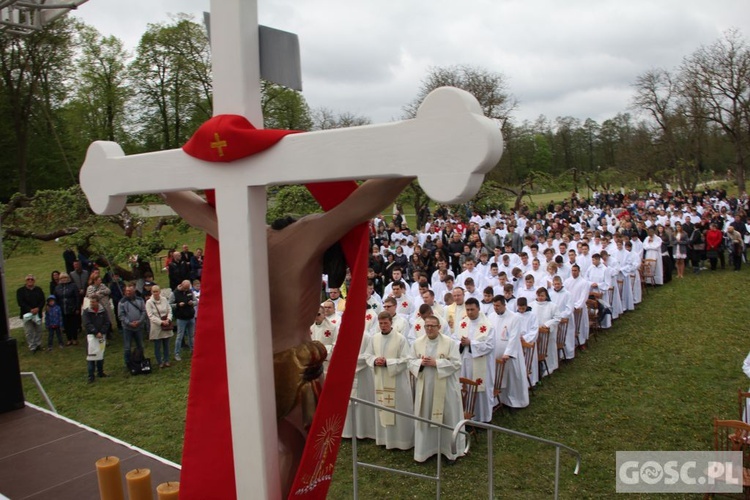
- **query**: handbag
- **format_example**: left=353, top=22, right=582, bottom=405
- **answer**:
left=129, top=348, right=152, bottom=375
left=160, top=315, right=174, bottom=330
left=155, top=301, right=173, bottom=330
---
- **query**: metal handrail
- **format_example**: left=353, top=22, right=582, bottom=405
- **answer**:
left=451, top=419, right=581, bottom=499
left=348, top=396, right=471, bottom=500
left=20, top=372, right=57, bottom=414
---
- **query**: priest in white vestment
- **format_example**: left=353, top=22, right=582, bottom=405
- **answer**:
left=444, top=287, right=467, bottom=333
left=310, top=306, right=338, bottom=373
left=452, top=298, right=495, bottom=423
left=343, top=332, right=376, bottom=440
left=364, top=312, right=415, bottom=450
left=383, top=296, right=410, bottom=337
left=409, top=315, right=466, bottom=462
left=491, top=296, right=529, bottom=408
left=408, top=304, right=449, bottom=344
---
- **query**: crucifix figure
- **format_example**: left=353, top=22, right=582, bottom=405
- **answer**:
left=79, top=1, right=503, bottom=498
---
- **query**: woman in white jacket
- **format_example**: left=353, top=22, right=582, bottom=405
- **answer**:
left=146, top=285, right=174, bottom=369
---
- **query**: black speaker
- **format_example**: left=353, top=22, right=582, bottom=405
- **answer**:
left=0, top=337, right=24, bottom=413
left=0, top=216, right=25, bottom=414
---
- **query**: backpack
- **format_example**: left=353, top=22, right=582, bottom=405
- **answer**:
left=129, top=348, right=152, bottom=376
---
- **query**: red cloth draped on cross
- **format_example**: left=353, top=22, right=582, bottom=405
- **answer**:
left=180, top=115, right=367, bottom=499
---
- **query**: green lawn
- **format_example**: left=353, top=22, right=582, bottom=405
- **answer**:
left=8, top=238, right=749, bottom=499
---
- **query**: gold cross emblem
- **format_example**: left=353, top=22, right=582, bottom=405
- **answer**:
left=211, top=132, right=228, bottom=157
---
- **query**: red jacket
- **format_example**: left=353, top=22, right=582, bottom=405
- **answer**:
left=705, top=229, right=723, bottom=250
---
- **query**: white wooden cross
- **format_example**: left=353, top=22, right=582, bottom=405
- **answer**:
left=79, top=1, right=503, bottom=498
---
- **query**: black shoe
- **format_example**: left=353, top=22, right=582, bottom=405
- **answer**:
left=88, top=377, right=95, bottom=384
left=98, top=373, right=109, bottom=378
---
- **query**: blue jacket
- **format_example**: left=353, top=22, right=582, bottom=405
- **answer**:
left=45, top=303, right=62, bottom=328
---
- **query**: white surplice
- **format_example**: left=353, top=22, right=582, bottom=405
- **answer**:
left=492, top=310, right=529, bottom=408
left=343, top=334, right=377, bottom=439
left=452, top=314, right=495, bottom=423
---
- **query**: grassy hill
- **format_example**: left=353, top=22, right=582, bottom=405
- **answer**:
left=6, top=233, right=749, bottom=499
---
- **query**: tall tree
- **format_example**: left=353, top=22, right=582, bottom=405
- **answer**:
left=632, top=68, right=705, bottom=191
left=262, top=81, right=313, bottom=131
left=0, top=18, right=75, bottom=195
left=680, top=29, right=750, bottom=192
left=62, top=24, right=131, bottom=156
left=403, top=64, right=516, bottom=123
left=311, top=107, right=370, bottom=130
left=129, top=15, right=212, bottom=151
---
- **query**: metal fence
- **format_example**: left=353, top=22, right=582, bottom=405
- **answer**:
left=347, top=396, right=580, bottom=499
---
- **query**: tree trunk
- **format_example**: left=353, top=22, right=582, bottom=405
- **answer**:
left=736, top=148, right=747, bottom=193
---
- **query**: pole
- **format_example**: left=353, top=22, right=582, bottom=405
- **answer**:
left=0, top=215, right=25, bottom=413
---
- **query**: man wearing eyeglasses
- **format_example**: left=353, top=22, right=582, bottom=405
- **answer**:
left=410, top=314, right=464, bottom=463
left=17, top=274, right=46, bottom=353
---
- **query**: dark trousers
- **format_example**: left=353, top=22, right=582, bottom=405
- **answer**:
left=87, top=360, right=104, bottom=379
left=62, top=313, right=80, bottom=341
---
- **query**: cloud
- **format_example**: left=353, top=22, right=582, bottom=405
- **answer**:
left=74, top=0, right=750, bottom=125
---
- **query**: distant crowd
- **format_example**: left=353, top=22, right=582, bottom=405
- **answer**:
left=14, top=185, right=748, bottom=461
left=312, top=186, right=748, bottom=463
left=16, top=245, right=204, bottom=382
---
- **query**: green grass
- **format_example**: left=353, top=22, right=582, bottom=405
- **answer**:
left=8, top=236, right=750, bottom=499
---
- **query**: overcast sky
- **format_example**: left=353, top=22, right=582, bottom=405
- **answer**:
left=73, top=0, right=750, bottom=126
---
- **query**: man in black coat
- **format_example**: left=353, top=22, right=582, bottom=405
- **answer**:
left=17, top=274, right=46, bottom=352
left=168, top=251, right=191, bottom=291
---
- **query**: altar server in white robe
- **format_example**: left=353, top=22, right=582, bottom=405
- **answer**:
left=452, top=298, right=495, bottom=423
left=585, top=254, right=612, bottom=329
left=625, top=240, right=643, bottom=305
left=517, top=274, right=539, bottom=304
left=342, top=332, right=376, bottom=440
left=491, top=296, right=529, bottom=408
left=641, top=227, right=664, bottom=285
left=549, top=276, right=575, bottom=359
left=409, top=315, right=466, bottom=462
left=613, top=240, right=636, bottom=311
left=364, top=312, right=414, bottom=450
left=534, top=287, right=562, bottom=376
left=564, top=265, right=590, bottom=347
left=515, top=297, right=540, bottom=387
left=598, top=250, right=622, bottom=321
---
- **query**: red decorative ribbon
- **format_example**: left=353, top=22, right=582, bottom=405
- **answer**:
left=290, top=182, right=367, bottom=498
left=179, top=117, right=366, bottom=499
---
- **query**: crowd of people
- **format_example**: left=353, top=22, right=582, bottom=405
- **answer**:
left=312, top=187, right=748, bottom=464
left=14, top=185, right=748, bottom=459
left=16, top=245, right=203, bottom=382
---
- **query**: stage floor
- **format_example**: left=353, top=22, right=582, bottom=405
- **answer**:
left=0, top=403, right=181, bottom=499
